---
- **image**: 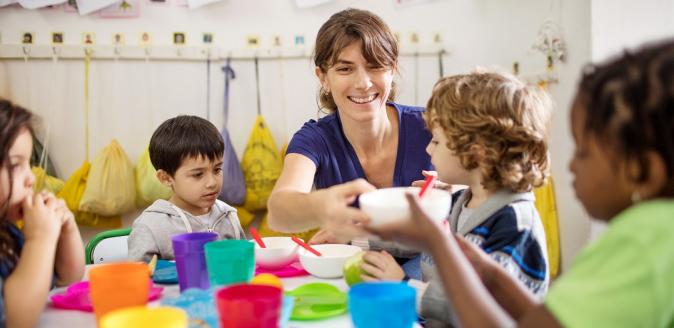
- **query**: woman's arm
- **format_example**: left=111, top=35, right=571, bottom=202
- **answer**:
left=267, top=154, right=375, bottom=235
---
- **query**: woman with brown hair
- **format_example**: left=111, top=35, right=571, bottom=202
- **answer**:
left=267, top=8, right=433, bottom=243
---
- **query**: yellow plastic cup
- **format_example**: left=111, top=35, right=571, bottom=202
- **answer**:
left=100, top=306, right=188, bottom=328
left=89, top=262, right=150, bottom=322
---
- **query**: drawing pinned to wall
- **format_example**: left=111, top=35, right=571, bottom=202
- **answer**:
left=410, top=32, right=419, bottom=44
left=173, top=32, right=186, bottom=45
left=17, top=0, right=66, bottom=9
left=0, top=0, right=18, bottom=8
left=22, top=32, right=34, bottom=44
left=272, top=35, right=282, bottom=47
left=146, top=0, right=169, bottom=5
left=246, top=35, right=260, bottom=48
left=140, top=32, right=151, bottom=46
left=432, top=33, right=442, bottom=44
left=82, top=32, right=95, bottom=45
left=52, top=32, right=64, bottom=44
left=113, top=33, right=125, bottom=45
left=294, top=35, right=305, bottom=46
left=63, top=0, right=76, bottom=11
left=99, top=0, right=140, bottom=18
left=202, top=33, right=213, bottom=44
left=294, top=0, right=332, bottom=9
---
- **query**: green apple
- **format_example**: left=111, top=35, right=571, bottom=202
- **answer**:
left=343, top=251, right=365, bottom=286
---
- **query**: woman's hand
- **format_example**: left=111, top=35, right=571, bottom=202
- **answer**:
left=411, top=170, right=451, bottom=191
left=313, top=179, right=376, bottom=241
left=308, top=229, right=352, bottom=244
left=365, top=192, right=446, bottom=251
left=360, top=250, right=405, bottom=281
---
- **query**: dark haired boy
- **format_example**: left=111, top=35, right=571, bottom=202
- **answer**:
left=128, top=115, right=244, bottom=261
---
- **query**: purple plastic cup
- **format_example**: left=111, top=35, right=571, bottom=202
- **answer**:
left=172, top=232, right=218, bottom=292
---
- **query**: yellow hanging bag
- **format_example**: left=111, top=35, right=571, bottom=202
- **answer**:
left=32, top=167, right=65, bottom=194
left=256, top=143, right=318, bottom=241
left=57, top=161, right=122, bottom=228
left=79, top=139, right=136, bottom=216
left=534, top=177, right=561, bottom=278
left=240, top=115, right=283, bottom=212
left=135, top=147, right=172, bottom=208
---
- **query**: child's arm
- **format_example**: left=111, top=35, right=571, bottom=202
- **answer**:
left=367, top=193, right=513, bottom=327
left=454, top=235, right=539, bottom=320
left=54, top=212, right=85, bottom=286
left=4, top=194, right=62, bottom=328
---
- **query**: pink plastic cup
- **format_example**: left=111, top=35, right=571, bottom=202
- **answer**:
left=215, top=284, right=282, bottom=328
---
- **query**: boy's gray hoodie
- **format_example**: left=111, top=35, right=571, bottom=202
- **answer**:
left=128, top=199, right=245, bottom=262
left=418, top=189, right=549, bottom=327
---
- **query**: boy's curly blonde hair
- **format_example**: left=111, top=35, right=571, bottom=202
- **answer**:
left=425, top=70, right=552, bottom=192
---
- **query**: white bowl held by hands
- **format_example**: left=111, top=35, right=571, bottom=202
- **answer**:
left=254, top=237, right=300, bottom=269
left=360, top=187, right=451, bottom=227
left=298, top=244, right=362, bottom=279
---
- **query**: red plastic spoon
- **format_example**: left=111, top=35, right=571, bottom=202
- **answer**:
left=291, top=236, right=322, bottom=257
left=250, top=227, right=266, bottom=248
left=418, top=174, right=437, bottom=198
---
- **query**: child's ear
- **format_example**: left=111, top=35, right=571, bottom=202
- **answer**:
left=156, top=170, right=174, bottom=187
left=633, top=151, right=668, bottom=200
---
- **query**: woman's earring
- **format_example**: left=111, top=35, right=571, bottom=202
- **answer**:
left=631, top=191, right=641, bottom=204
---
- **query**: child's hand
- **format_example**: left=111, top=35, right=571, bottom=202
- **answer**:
left=360, top=250, right=405, bottom=281
left=454, top=234, right=498, bottom=283
left=365, top=192, right=446, bottom=251
left=21, top=193, right=62, bottom=243
left=40, top=191, right=75, bottom=227
left=411, top=170, right=451, bottom=191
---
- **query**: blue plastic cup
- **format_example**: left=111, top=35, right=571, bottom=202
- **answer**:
left=349, top=282, right=417, bottom=328
left=172, top=232, right=218, bottom=292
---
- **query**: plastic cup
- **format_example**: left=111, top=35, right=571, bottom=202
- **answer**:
left=172, top=232, right=218, bottom=291
left=215, top=284, right=283, bottom=328
left=204, top=240, right=254, bottom=286
left=349, top=282, right=417, bottom=328
left=100, top=306, right=188, bottom=328
left=89, top=262, right=150, bottom=322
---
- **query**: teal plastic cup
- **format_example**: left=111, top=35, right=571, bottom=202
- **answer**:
left=204, top=240, right=255, bottom=286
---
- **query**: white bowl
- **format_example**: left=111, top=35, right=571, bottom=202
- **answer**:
left=360, top=187, right=451, bottom=227
left=254, top=237, right=300, bottom=269
left=298, top=244, right=362, bottom=279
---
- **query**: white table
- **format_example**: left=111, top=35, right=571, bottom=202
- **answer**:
left=39, top=268, right=355, bottom=328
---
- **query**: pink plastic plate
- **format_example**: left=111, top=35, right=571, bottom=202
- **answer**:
left=255, top=260, right=309, bottom=278
left=50, top=280, right=163, bottom=312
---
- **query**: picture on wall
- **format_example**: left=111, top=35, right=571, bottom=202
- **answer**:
left=99, top=0, right=140, bottom=18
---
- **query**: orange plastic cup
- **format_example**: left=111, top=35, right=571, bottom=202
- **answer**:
left=89, top=262, right=150, bottom=322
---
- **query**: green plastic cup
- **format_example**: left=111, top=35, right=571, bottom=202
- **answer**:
left=204, top=240, right=255, bottom=286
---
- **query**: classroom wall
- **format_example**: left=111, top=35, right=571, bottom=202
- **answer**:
left=0, top=0, right=593, bottom=271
